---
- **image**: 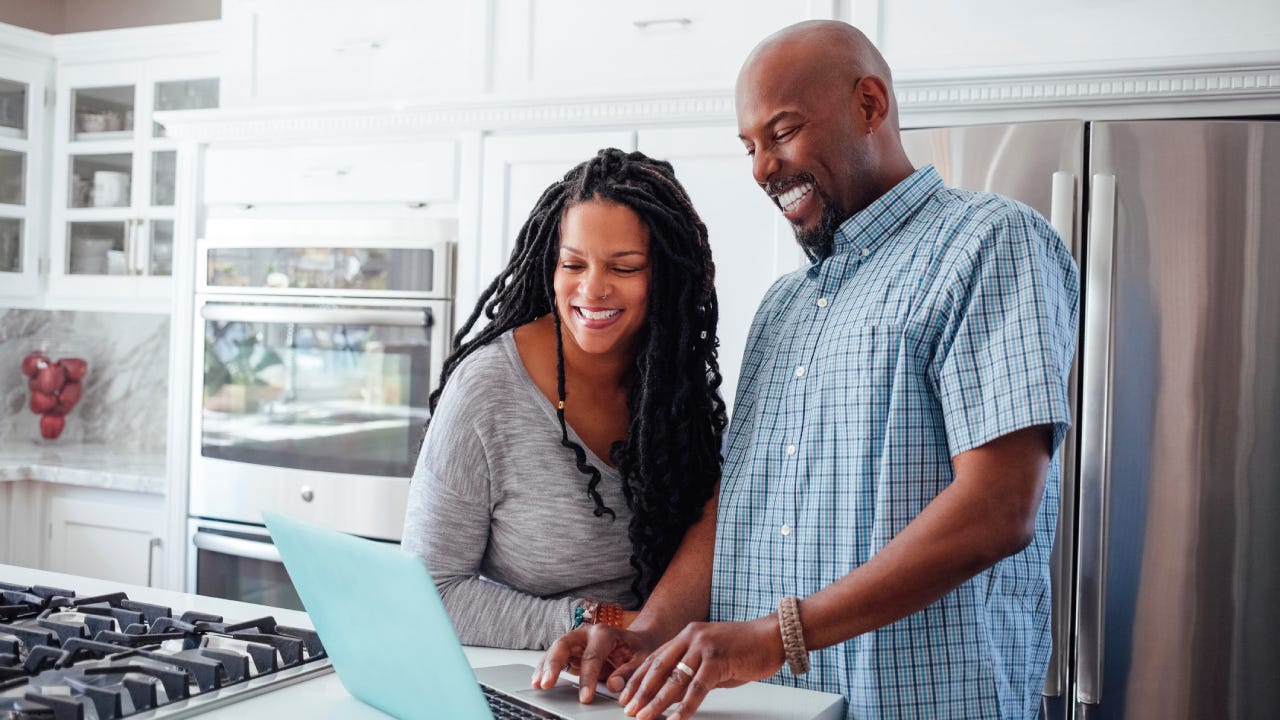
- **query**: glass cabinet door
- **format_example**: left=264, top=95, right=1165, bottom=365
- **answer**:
left=153, top=78, right=218, bottom=137
left=0, top=78, right=28, bottom=276
left=71, top=85, right=134, bottom=140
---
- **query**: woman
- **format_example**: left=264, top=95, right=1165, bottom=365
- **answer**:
left=402, top=148, right=727, bottom=650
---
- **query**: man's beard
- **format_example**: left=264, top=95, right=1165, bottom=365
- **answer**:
left=793, top=189, right=843, bottom=263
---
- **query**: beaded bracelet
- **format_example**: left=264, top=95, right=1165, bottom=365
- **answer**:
left=572, top=600, right=625, bottom=629
left=778, top=595, right=810, bottom=675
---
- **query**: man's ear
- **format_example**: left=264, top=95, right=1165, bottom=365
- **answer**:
left=854, top=75, right=891, bottom=135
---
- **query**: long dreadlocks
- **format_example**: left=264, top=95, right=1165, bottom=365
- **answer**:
left=426, top=148, right=727, bottom=601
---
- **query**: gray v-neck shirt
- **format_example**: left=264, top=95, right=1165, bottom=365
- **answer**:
left=402, top=331, right=636, bottom=649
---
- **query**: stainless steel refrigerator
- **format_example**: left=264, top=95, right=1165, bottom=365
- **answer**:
left=900, top=119, right=1280, bottom=720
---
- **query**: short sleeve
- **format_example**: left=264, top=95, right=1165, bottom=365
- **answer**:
left=931, top=203, right=1080, bottom=457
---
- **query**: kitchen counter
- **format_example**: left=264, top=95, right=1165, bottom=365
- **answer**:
left=2, top=563, right=845, bottom=720
left=0, top=440, right=166, bottom=494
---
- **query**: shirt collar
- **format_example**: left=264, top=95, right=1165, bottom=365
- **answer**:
left=828, top=164, right=944, bottom=260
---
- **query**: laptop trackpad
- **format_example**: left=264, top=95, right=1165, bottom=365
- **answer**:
left=511, top=685, right=631, bottom=717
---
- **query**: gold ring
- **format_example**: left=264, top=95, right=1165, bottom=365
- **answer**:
left=674, top=660, right=695, bottom=679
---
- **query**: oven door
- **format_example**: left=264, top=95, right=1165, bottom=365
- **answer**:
left=187, top=519, right=304, bottom=610
left=190, top=297, right=449, bottom=540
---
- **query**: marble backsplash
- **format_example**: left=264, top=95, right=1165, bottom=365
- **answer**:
left=0, top=309, right=169, bottom=451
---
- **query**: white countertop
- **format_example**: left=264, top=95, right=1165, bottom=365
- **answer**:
left=1, top=564, right=844, bottom=720
left=0, top=440, right=166, bottom=494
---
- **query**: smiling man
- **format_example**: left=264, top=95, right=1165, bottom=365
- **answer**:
left=537, top=20, right=1080, bottom=720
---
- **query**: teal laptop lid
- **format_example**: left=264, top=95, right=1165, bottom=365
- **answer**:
left=264, top=512, right=492, bottom=720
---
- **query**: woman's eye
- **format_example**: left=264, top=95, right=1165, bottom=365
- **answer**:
left=560, top=263, right=584, bottom=271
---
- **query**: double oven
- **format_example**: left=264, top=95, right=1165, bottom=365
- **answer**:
left=187, top=217, right=454, bottom=609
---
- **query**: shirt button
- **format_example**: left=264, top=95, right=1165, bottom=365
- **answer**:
left=780, top=524, right=792, bottom=536
left=816, top=297, right=828, bottom=308
left=794, top=365, right=806, bottom=377
left=785, top=444, right=797, bottom=455
left=861, top=248, right=870, bottom=257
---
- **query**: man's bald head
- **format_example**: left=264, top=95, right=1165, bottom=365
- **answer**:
left=734, top=21, right=914, bottom=259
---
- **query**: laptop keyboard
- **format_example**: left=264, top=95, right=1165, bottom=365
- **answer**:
left=481, top=684, right=567, bottom=719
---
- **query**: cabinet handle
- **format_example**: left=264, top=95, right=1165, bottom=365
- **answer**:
left=122, top=219, right=135, bottom=276
left=146, top=537, right=162, bottom=587
left=333, top=40, right=383, bottom=53
left=633, top=17, right=692, bottom=29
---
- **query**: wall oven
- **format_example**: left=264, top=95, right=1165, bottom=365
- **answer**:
left=188, top=217, right=452, bottom=602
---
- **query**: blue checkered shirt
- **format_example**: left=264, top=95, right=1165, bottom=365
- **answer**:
left=711, top=165, right=1079, bottom=720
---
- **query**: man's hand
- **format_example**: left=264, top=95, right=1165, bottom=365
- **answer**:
left=533, top=624, right=656, bottom=703
left=619, top=617, right=784, bottom=720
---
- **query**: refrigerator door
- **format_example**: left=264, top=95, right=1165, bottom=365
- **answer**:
left=901, top=120, right=1086, bottom=720
left=1076, top=120, right=1280, bottom=720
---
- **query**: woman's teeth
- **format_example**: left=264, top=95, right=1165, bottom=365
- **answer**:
left=578, top=308, right=621, bottom=320
left=777, top=183, right=813, bottom=212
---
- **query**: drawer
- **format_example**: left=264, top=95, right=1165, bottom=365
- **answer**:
left=491, top=0, right=817, bottom=95
left=204, top=140, right=459, bottom=206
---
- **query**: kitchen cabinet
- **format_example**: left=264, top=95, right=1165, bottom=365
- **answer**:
left=44, top=488, right=165, bottom=587
left=203, top=138, right=459, bottom=207
left=221, top=0, right=487, bottom=106
left=848, top=0, right=1280, bottom=78
left=0, top=40, right=51, bottom=300
left=489, top=0, right=822, bottom=96
left=46, top=29, right=219, bottom=311
left=636, top=126, right=805, bottom=413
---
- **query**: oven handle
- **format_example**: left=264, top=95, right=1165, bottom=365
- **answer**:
left=200, top=304, right=433, bottom=328
left=192, top=530, right=283, bottom=564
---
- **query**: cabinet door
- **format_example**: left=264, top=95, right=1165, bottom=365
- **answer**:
left=491, top=0, right=817, bottom=95
left=224, top=0, right=484, bottom=106
left=467, top=131, right=635, bottom=326
left=0, top=54, right=48, bottom=299
left=49, top=52, right=219, bottom=309
left=46, top=494, right=165, bottom=587
left=637, top=127, right=804, bottom=414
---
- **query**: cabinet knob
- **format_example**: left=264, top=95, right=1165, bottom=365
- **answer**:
left=633, top=17, right=692, bottom=29
left=300, top=486, right=315, bottom=503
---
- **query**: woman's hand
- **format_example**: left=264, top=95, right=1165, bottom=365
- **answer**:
left=533, top=624, right=657, bottom=703
left=619, top=616, right=785, bottom=720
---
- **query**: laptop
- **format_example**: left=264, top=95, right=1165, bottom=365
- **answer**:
left=264, top=512, right=844, bottom=720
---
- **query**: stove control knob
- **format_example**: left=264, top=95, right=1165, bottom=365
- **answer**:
left=300, top=485, right=315, bottom=503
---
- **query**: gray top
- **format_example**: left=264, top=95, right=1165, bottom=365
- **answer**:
left=402, top=330, right=637, bottom=650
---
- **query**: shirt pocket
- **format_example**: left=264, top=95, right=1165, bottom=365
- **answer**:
left=810, top=324, right=904, bottom=451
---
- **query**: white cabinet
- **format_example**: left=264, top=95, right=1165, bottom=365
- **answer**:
left=222, top=0, right=487, bottom=107
left=204, top=139, right=459, bottom=207
left=0, top=42, right=51, bottom=300
left=851, top=0, right=1280, bottom=77
left=490, top=0, right=820, bottom=96
left=468, top=130, right=634, bottom=324
left=637, top=127, right=803, bottom=412
left=45, top=490, right=165, bottom=587
left=47, top=33, right=219, bottom=311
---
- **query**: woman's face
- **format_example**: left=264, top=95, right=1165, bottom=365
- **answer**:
left=554, top=200, right=652, bottom=358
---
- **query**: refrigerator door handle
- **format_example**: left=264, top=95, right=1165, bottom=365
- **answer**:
left=1043, top=170, right=1077, bottom=699
left=1075, top=173, right=1117, bottom=706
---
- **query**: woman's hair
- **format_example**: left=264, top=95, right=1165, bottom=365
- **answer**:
left=427, top=148, right=727, bottom=600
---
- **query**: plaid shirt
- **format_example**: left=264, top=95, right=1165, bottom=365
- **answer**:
left=711, top=166, right=1079, bottom=720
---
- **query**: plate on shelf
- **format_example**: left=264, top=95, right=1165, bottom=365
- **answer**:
left=72, top=130, right=133, bottom=142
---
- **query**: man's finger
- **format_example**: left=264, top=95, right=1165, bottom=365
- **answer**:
left=606, top=653, right=645, bottom=694
left=623, top=647, right=680, bottom=716
left=667, top=661, right=715, bottom=720
left=633, top=659, right=697, bottom=720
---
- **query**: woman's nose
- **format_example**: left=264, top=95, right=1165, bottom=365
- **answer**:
left=582, top=267, right=610, bottom=301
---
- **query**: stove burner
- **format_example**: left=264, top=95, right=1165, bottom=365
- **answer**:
left=0, top=581, right=328, bottom=720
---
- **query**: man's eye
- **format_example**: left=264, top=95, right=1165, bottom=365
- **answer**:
left=775, top=127, right=798, bottom=142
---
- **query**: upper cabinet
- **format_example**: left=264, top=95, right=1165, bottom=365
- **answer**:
left=490, top=0, right=820, bottom=96
left=0, top=39, right=51, bottom=299
left=46, top=26, right=221, bottom=310
left=221, top=0, right=488, bottom=107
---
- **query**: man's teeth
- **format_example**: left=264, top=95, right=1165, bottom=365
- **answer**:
left=777, top=184, right=813, bottom=212
left=579, top=308, right=621, bottom=320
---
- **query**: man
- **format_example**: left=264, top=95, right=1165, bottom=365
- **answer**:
left=535, top=20, right=1079, bottom=720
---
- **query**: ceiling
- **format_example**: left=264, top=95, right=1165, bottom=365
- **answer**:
left=0, top=0, right=219, bottom=35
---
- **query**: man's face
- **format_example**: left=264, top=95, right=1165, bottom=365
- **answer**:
left=736, top=50, right=874, bottom=258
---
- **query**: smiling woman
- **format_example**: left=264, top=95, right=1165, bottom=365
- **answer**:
left=401, top=148, right=727, bottom=650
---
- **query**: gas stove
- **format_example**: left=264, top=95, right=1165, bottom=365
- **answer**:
left=0, top=580, right=332, bottom=720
